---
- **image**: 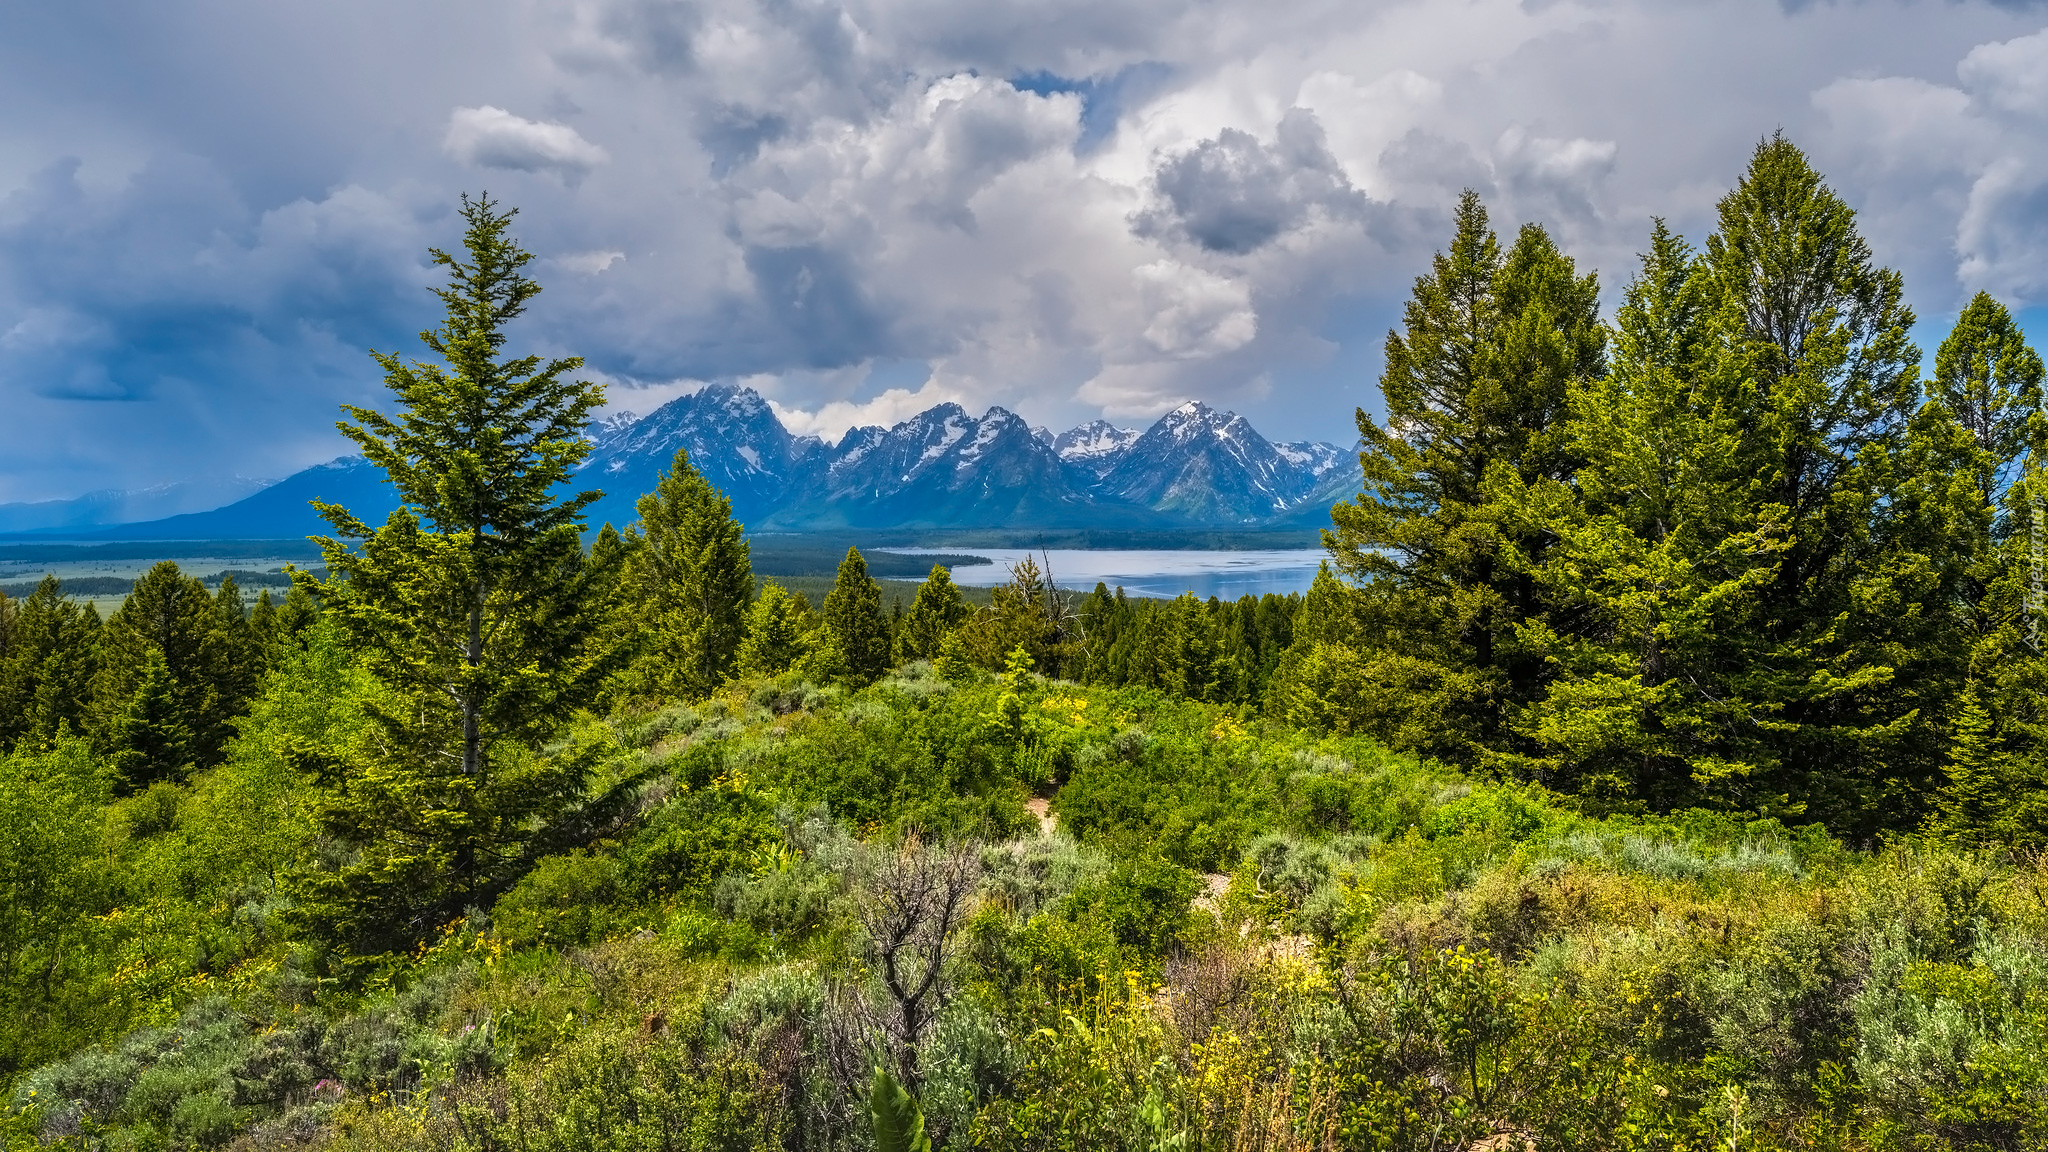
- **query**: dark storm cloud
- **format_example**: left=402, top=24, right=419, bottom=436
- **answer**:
left=1135, top=109, right=1365, bottom=254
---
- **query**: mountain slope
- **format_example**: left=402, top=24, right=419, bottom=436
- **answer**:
left=1092, top=401, right=1325, bottom=523
left=0, top=477, right=278, bottom=534
left=581, top=383, right=823, bottom=530
left=69, top=458, right=397, bottom=541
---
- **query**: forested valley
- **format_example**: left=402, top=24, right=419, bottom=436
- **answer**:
left=10, top=139, right=2048, bottom=1150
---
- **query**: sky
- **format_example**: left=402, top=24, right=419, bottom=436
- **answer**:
left=4, top=0, right=2048, bottom=502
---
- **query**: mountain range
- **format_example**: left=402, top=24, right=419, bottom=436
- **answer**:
left=18, top=386, right=1359, bottom=540
left=0, top=476, right=277, bottom=534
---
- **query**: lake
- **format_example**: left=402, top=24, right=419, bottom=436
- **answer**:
left=881, top=547, right=1329, bottom=600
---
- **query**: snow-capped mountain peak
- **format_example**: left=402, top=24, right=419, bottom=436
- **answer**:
left=562, top=385, right=1353, bottom=530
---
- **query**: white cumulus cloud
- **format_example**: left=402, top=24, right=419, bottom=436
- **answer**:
left=444, top=106, right=609, bottom=177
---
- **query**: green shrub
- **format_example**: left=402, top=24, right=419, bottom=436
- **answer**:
left=627, top=786, right=779, bottom=899
left=494, top=850, right=626, bottom=950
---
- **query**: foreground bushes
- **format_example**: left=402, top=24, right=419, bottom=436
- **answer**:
left=14, top=658, right=2048, bottom=1150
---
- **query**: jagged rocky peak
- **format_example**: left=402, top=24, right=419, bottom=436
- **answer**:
left=1053, top=420, right=1141, bottom=463
left=1156, top=399, right=1224, bottom=436
left=586, top=410, right=640, bottom=450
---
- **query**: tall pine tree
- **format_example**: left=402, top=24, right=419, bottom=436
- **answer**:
left=1506, top=138, right=1978, bottom=831
left=299, top=194, right=622, bottom=956
left=1324, top=191, right=1604, bottom=760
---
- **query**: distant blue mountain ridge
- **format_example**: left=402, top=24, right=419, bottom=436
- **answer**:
left=17, top=385, right=1360, bottom=541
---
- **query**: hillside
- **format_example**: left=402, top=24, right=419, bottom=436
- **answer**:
left=6, top=636, right=2038, bottom=1151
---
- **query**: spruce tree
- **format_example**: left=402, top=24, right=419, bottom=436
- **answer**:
left=823, top=547, right=891, bottom=683
left=1700, top=135, right=1956, bottom=829
left=110, top=649, right=193, bottom=793
left=899, top=565, right=970, bottom=662
left=93, top=562, right=238, bottom=767
left=299, top=194, right=620, bottom=955
left=1931, top=292, right=2045, bottom=508
left=1506, top=138, right=1977, bottom=829
left=628, top=448, right=753, bottom=699
left=737, top=583, right=816, bottom=679
left=256, top=581, right=321, bottom=658
left=1325, top=191, right=1603, bottom=760
left=207, top=577, right=265, bottom=747
left=960, top=555, right=1080, bottom=676
left=0, top=576, right=99, bottom=753
left=1496, top=222, right=1788, bottom=808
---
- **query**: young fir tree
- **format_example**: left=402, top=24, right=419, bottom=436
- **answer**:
left=1074, top=582, right=1133, bottom=683
left=960, top=554, right=1081, bottom=676
left=92, top=562, right=244, bottom=769
left=626, top=448, right=753, bottom=699
left=1931, top=292, right=2045, bottom=510
left=822, top=547, right=891, bottom=684
left=0, top=576, right=99, bottom=753
left=898, top=565, right=970, bottom=662
left=1927, top=293, right=2046, bottom=685
left=209, top=577, right=265, bottom=730
left=1494, top=223, right=1788, bottom=809
left=584, top=521, right=641, bottom=706
left=1324, top=192, right=1604, bottom=761
left=109, top=648, right=193, bottom=793
left=1935, top=390, right=2048, bottom=847
left=738, top=583, right=816, bottom=679
left=255, top=580, right=322, bottom=659
left=299, top=195, right=621, bottom=956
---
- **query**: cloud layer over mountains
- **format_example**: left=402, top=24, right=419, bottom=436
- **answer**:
left=3, top=0, right=2048, bottom=501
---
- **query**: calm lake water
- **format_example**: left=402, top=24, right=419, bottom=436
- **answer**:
left=881, top=548, right=1329, bottom=600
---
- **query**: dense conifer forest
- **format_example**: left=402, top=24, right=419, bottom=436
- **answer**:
left=10, top=141, right=2048, bottom=1150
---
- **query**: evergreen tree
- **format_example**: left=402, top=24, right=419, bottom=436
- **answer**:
left=1074, top=583, right=1130, bottom=685
left=737, top=583, right=816, bottom=679
left=257, top=580, right=321, bottom=658
left=1928, top=681, right=2048, bottom=849
left=585, top=521, right=642, bottom=706
left=208, top=577, right=265, bottom=741
left=960, top=554, right=1081, bottom=676
left=1504, top=138, right=1972, bottom=829
left=1495, top=223, right=1787, bottom=808
left=823, top=547, right=891, bottom=684
left=1928, top=293, right=2046, bottom=735
left=1693, top=135, right=1952, bottom=828
left=899, top=565, right=970, bottom=662
left=110, top=648, right=193, bottom=793
left=299, top=194, right=621, bottom=955
left=93, top=562, right=241, bottom=767
left=1931, top=292, right=2045, bottom=509
left=250, top=589, right=276, bottom=645
left=1159, top=594, right=1224, bottom=702
left=0, top=577, right=99, bottom=753
left=1325, top=192, right=1604, bottom=760
left=628, top=448, right=753, bottom=699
